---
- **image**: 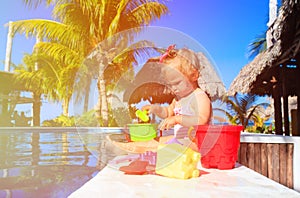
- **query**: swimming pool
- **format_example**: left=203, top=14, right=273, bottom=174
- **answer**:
left=0, top=127, right=124, bottom=198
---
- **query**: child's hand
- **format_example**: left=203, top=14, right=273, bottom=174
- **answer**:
left=158, top=116, right=178, bottom=130
left=141, top=105, right=151, bottom=113
left=141, top=105, right=160, bottom=115
left=141, top=104, right=168, bottom=119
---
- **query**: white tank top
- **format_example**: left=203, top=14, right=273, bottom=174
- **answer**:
left=173, top=88, right=207, bottom=138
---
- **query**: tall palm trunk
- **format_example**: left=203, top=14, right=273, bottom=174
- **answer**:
left=94, top=52, right=109, bottom=127
left=4, top=21, right=13, bottom=72
left=97, top=62, right=109, bottom=126
left=32, top=92, right=41, bottom=126
left=62, top=97, right=70, bottom=116
left=83, top=78, right=91, bottom=113
left=94, top=89, right=101, bottom=125
left=32, top=35, right=42, bottom=126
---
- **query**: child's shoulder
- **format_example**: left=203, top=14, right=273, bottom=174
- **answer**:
left=193, top=88, right=211, bottom=101
left=193, top=88, right=206, bottom=95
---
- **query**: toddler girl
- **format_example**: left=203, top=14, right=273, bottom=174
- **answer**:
left=142, top=45, right=212, bottom=138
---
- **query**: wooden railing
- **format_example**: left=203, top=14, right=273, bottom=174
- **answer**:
left=238, top=133, right=300, bottom=192
left=238, top=142, right=293, bottom=188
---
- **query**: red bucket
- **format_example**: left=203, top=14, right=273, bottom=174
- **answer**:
left=193, top=125, right=243, bottom=170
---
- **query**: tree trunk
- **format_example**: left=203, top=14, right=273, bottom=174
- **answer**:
left=4, top=21, right=13, bottom=72
left=83, top=78, right=91, bottom=113
left=62, top=97, right=70, bottom=116
left=94, top=89, right=101, bottom=123
left=32, top=93, right=41, bottom=126
left=32, top=34, right=43, bottom=126
left=95, top=52, right=109, bottom=127
left=98, top=76, right=109, bottom=127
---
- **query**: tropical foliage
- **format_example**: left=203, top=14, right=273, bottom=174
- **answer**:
left=243, top=18, right=270, bottom=132
left=10, top=0, right=169, bottom=126
left=215, top=93, right=271, bottom=131
left=247, top=32, right=267, bottom=60
left=42, top=115, right=76, bottom=127
left=245, top=113, right=273, bottom=133
left=42, top=107, right=131, bottom=127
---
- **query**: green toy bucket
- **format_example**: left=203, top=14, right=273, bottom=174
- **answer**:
left=126, top=123, right=158, bottom=142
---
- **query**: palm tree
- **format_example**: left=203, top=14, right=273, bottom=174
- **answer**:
left=22, top=39, right=82, bottom=115
left=250, top=113, right=271, bottom=132
left=247, top=32, right=267, bottom=60
left=215, top=93, right=271, bottom=129
left=11, top=0, right=169, bottom=126
left=247, top=0, right=280, bottom=59
left=13, top=53, right=61, bottom=125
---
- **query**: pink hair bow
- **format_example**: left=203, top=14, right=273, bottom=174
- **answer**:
left=159, top=44, right=176, bottom=63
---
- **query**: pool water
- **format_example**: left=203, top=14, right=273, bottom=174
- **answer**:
left=0, top=128, right=124, bottom=198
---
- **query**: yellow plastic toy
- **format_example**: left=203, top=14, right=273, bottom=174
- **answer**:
left=135, top=109, right=149, bottom=122
left=155, top=143, right=201, bottom=179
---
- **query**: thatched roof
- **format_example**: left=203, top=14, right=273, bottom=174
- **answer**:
left=0, top=71, right=34, bottom=104
left=197, top=52, right=226, bottom=100
left=123, top=51, right=226, bottom=104
left=0, top=71, right=27, bottom=92
left=123, top=60, right=174, bottom=104
left=228, top=0, right=300, bottom=96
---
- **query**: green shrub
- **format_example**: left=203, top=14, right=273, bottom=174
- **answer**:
left=42, top=115, right=75, bottom=127
left=75, top=110, right=98, bottom=127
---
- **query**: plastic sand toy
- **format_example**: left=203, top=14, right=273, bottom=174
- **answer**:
left=193, top=125, right=243, bottom=169
left=106, top=133, right=198, bottom=154
left=135, top=109, right=149, bottom=122
left=119, top=161, right=149, bottom=175
left=155, top=143, right=201, bottom=179
left=165, top=137, right=183, bottom=145
left=127, top=123, right=157, bottom=142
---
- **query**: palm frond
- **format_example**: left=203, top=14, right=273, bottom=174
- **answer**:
left=247, top=32, right=267, bottom=60
left=34, top=42, right=83, bottom=66
left=106, top=0, right=129, bottom=37
left=22, top=0, right=54, bottom=9
left=10, top=19, right=84, bottom=50
left=220, top=93, right=271, bottom=128
left=113, top=40, right=157, bottom=64
left=129, top=2, right=169, bottom=26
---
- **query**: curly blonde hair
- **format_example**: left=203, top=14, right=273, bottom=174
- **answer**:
left=161, top=47, right=201, bottom=83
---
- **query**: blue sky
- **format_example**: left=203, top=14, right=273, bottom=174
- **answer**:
left=0, top=0, right=270, bottom=121
left=151, top=0, right=269, bottom=88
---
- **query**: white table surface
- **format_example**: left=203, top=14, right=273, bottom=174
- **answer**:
left=69, top=157, right=300, bottom=198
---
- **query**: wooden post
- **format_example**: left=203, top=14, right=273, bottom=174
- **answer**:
left=282, top=65, right=290, bottom=135
left=261, top=143, right=268, bottom=177
left=286, top=144, right=294, bottom=188
left=268, top=144, right=280, bottom=183
left=247, top=143, right=255, bottom=170
left=283, top=96, right=290, bottom=135
left=273, top=84, right=283, bottom=135
left=267, top=144, right=274, bottom=180
left=239, top=143, right=248, bottom=166
left=291, top=109, right=299, bottom=136
left=297, top=94, right=300, bottom=136
left=279, top=144, right=287, bottom=186
left=254, top=143, right=262, bottom=174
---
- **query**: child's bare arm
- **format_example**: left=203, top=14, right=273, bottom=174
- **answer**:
left=142, top=99, right=176, bottom=119
left=158, top=93, right=211, bottom=130
left=181, top=93, right=211, bottom=126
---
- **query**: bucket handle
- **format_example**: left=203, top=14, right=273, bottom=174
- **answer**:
left=188, top=126, right=196, bottom=142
